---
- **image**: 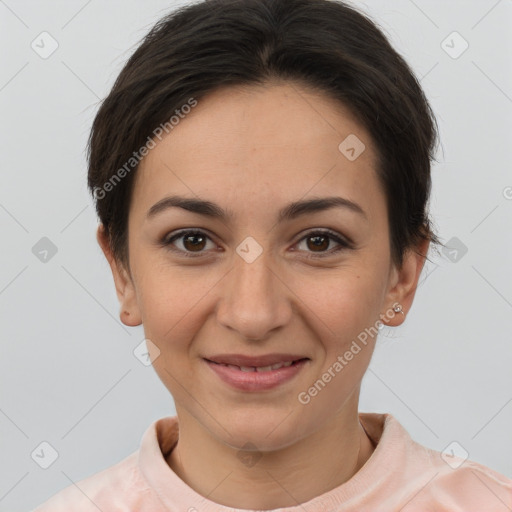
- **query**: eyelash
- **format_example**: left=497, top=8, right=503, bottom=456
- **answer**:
left=160, top=229, right=353, bottom=259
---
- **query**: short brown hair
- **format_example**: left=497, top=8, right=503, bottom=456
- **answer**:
left=87, top=0, right=442, bottom=271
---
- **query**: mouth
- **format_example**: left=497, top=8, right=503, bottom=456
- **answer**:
left=203, top=356, right=311, bottom=391
left=205, top=358, right=309, bottom=373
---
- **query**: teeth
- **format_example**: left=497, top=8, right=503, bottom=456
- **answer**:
left=219, top=361, right=296, bottom=371
left=227, top=364, right=241, bottom=371
left=256, top=365, right=273, bottom=372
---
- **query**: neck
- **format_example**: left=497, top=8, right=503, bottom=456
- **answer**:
left=166, top=404, right=375, bottom=509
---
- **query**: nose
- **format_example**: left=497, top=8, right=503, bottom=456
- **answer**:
left=216, top=249, right=292, bottom=341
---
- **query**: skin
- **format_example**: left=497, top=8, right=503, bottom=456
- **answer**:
left=97, top=81, right=429, bottom=509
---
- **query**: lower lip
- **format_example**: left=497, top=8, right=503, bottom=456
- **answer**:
left=204, top=358, right=309, bottom=391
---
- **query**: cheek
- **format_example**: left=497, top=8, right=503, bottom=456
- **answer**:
left=136, top=265, right=219, bottom=336
left=293, top=267, right=384, bottom=335
left=290, top=265, right=385, bottom=394
left=293, top=274, right=381, bottom=418
left=134, top=280, right=204, bottom=392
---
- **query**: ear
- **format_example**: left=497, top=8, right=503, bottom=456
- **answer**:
left=96, top=224, right=142, bottom=326
left=381, top=237, right=430, bottom=327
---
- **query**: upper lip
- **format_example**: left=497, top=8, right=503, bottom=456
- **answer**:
left=205, top=353, right=309, bottom=367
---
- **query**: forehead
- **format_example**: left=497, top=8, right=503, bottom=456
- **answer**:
left=131, top=82, right=383, bottom=227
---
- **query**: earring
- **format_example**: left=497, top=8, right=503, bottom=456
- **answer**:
left=393, top=303, right=405, bottom=316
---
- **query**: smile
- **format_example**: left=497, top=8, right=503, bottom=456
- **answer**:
left=212, top=360, right=295, bottom=372
left=204, top=358, right=310, bottom=391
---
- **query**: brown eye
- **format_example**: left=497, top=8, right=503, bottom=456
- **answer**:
left=162, top=230, right=215, bottom=257
left=181, top=233, right=207, bottom=252
left=306, top=234, right=330, bottom=252
left=295, top=229, right=352, bottom=258
left=161, top=228, right=353, bottom=259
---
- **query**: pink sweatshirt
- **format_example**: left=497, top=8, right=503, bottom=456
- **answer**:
left=32, top=412, right=512, bottom=511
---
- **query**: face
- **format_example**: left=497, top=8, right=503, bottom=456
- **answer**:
left=98, top=81, right=427, bottom=451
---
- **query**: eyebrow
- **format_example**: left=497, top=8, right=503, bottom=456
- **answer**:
left=146, top=195, right=368, bottom=222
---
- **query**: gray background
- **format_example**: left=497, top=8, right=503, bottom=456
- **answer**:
left=1, top=0, right=511, bottom=510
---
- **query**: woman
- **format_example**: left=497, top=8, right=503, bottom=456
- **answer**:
left=33, top=0, right=512, bottom=510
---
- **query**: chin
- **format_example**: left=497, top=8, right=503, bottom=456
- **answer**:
left=215, top=410, right=310, bottom=452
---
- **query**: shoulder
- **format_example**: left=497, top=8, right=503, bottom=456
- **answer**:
left=363, top=413, right=512, bottom=510
left=403, top=440, right=512, bottom=510
left=30, top=451, right=153, bottom=511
